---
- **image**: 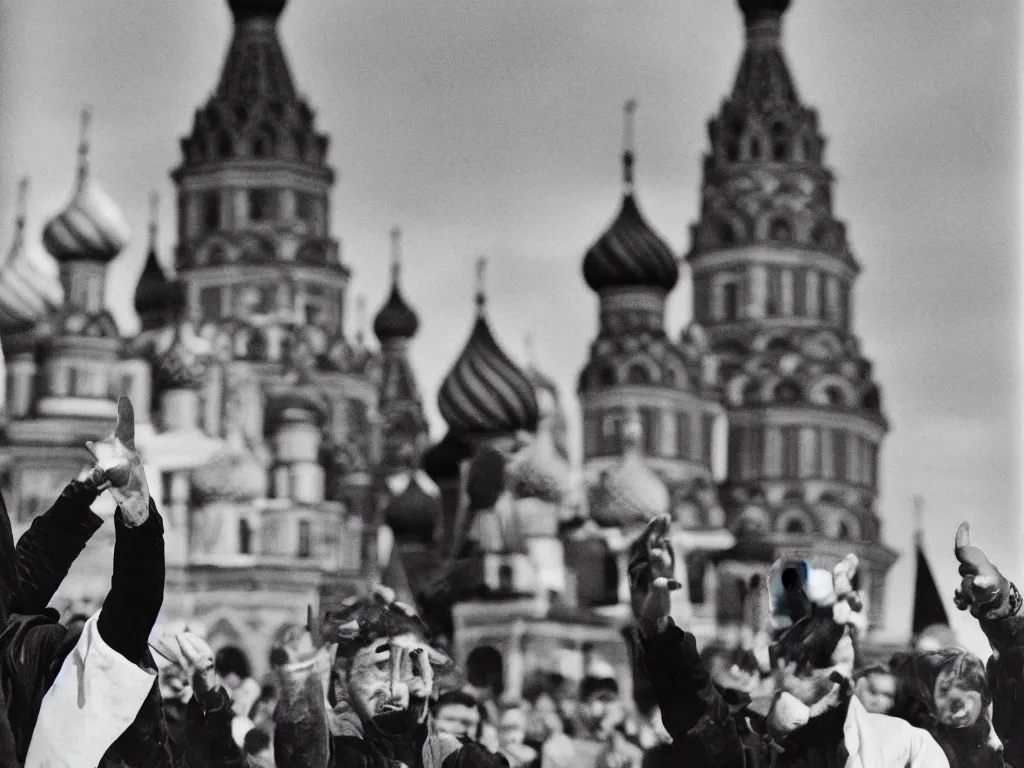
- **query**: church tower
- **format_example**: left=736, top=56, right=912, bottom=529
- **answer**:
left=687, top=0, right=896, bottom=631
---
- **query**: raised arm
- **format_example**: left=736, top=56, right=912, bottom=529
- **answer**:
left=953, top=522, right=1024, bottom=765
left=627, top=517, right=746, bottom=768
left=10, top=472, right=105, bottom=616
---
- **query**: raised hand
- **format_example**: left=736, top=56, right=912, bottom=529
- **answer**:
left=85, top=397, right=150, bottom=526
left=151, top=632, right=217, bottom=697
left=628, top=516, right=681, bottom=639
left=954, top=522, right=1016, bottom=619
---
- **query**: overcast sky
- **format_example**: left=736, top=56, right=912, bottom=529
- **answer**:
left=0, top=0, right=1019, bottom=655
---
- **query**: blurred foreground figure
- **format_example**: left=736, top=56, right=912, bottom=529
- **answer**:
left=540, top=676, right=642, bottom=768
left=272, top=585, right=508, bottom=768
left=627, top=516, right=948, bottom=767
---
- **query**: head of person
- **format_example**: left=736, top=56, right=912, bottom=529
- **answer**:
left=243, top=727, right=274, bottom=766
left=523, top=688, right=561, bottom=744
left=914, top=623, right=960, bottom=654
left=215, top=646, right=251, bottom=691
left=703, top=644, right=762, bottom=695
left=577, top=676, right=623, bottom=739
left=497, top=701, right=528, bottom=751
left=433, top=690, right=482, bottom=744
left=325, top=589, right=450, bottom=735
left=157, top=657, right=191, bottom=703
left=854, top=665, right=897, bottom=714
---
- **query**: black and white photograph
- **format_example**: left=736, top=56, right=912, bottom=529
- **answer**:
left=0, top=0, right=1019, bottom=765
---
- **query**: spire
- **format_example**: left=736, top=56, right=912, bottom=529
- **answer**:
left=355, top=295, right=366, bottom=344
left=911, top=496, right=950, bottom=635
left=390, top=225, right=402, bottom=286
left=147, top=192, right=159, bottom=256
left=524, top=332, right=536, bottom=368
left=475, top=256, right=488, bottom=317
left=227, top=0, right=287, bottom=24
left=76, top=108, right=92, bottom=186
left=738, top=0, right=790, bottom=47
left=15, top=178, right=28, bottom=231
left=622, top=99, right=637, bottom=193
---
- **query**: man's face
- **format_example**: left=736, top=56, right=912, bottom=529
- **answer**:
left=933, top=665, right=983, bottom=728
left=855, top=672, right=896, bottom=714
left=579, top=691, right=624, bottom=738
left=776, top=664, right=839, bottom=707
left=498, top=708, right=527, bottom=749
left=526, top=694, right=560, bottom=742
left=158, top=663, right=191, bottom=703
left=345, top=632, right=429, bottom=720
left=435, top=703, right=481, bottom=742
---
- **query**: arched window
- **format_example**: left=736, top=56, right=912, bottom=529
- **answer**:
left=239, top=519, right=252, bottom=555
left=217, top=133, right=233, bottom=159
left=207, top=245, right=227, bottom=265
left=771, top=122, right=789, bottom=161
left=722, top=281, right=740, bottom=321
left=726, top=140, right=740, bottom=163
left=837, top=521, right=852, bottom=541
left=202, top=193, right=221, bottom=231
left=498, top=564, right=514, bottom=593
left=599, top=366, right=617, bottom=388
left=774, top=381, right=801, bottom=404
left=627, top=365, right=651, bottom=385
left=824, top=386, right=845, bottom=406
left=297, top=520, right=312, bottom=558
left=719, top=220, right=737, bottom=246
left=466, top=647, right=505, bottom=698
left=769, top=218, right=793, bottom=242
left=749, top=136, right=762, bottom=161
left=785, top=517, right=807, bottom=535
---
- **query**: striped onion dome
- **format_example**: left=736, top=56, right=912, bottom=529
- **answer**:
left=42, top=113, right=130, bottom=264
left=582, top=194, right=678, bottom=293
left=192, top=430, right=268, bottom=503
left=0, top=180, right=64, bottom=331
left=582, top=105, right=678, bottom=293
left=589, top=415, right=670, bottom=528
left=438, top=313, right=538, bottom=436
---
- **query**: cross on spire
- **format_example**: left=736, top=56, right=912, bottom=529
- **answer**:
left=622, top=99, right=638, bottom=192
left=15, top=178, right=29, bottom=227
left=77, top=107, right=92, bottom=184
left=475, top=256, right=488, bottom=316
left=913, top=495, right=925, bottom=546
left=390, top=226, right=402, bottom=285
left=148, top=192, right=160, bottom=254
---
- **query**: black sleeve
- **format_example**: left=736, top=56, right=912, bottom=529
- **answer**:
left=179, top=686, right=250, bottom=768
left=12, top=480, right=103, bottom=615
left=636, top=622, right=747, bottom=768
left=96, top=499, right=166, bottom=663
left=980, top=585, right=1024, bottom=768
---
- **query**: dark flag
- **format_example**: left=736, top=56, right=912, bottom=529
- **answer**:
left=911, top=497, right=950, bottom=635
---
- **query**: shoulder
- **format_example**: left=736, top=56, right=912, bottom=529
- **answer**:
left=445, top=741, right=510, bottom=768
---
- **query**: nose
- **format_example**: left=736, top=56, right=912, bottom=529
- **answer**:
left=386, top=682, right=410, bottom=709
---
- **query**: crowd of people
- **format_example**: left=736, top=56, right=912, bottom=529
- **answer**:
left=2, top=396, right=1022, bottom=767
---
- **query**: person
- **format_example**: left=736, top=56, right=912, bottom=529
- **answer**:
left=271, top=585, right=508, bottom=767
left=540, top=676, right=642, bottom=768
left=9, top=397, right=245, bottom=768
left=853, top=664, right=897, bottom=715
left=628, top=515, right=949, bottom=767
left=434, top=690, right=484, bottom=744
left=950, top=522, right=1023, bottom=766
left=496, top=701, right=537, bottom=768
left=889, top=648, right=1004, bottom=767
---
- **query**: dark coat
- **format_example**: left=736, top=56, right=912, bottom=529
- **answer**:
left=978, top=586, right=1024, bottom=768
left=329, top=720, right=509, bottom=768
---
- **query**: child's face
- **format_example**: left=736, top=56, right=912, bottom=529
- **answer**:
left=933, top=665, right=982, bottom=728
left=855, top=672, right=896, bottom=714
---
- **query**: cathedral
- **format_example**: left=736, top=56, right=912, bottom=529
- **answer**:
left=0, top=0, right=897, bottom=698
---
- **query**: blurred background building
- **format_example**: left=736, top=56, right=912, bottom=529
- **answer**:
left=0, top=0, right=918, bottom=694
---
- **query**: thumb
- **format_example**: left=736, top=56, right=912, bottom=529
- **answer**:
left=954, top=522, right=971, bottom=556
left=651, top=577, right=681, bottom=592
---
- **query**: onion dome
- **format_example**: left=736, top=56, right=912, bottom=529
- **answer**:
left=192, top=430, right=268, bottom=503
left=384, top=471, right=442, bottom=544
left=228, top=0, right=287, bottom=22
left=135, top=193, right=185, bottom=331
left=582, top=101, right=678, bottom=293
left=0, top=179, right=64, bottom=332
left=506, top=389, right=571, bottom=504
left=738, top=0, right=790, bottom=22
left=373, top=227, right=420, bottom=342
left=589, top=413, right=670, bottom=528
left=42, top=110, right=131, bottom=264
left=437, top=258, right=539, bottom=436
left=153, top=327, right=209, bottom=390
